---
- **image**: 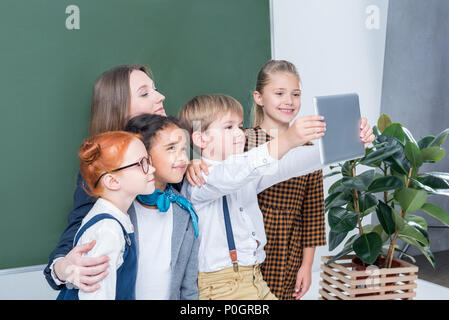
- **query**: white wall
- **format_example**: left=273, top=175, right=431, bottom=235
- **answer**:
left=0, top=265, right=57, bottom=300
left=270, top=0, right=389, bottom=272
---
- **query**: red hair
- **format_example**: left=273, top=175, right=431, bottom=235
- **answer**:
left=78, top=131, right=142, bottom=197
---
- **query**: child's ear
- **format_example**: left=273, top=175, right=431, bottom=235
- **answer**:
left=253, top=90, right=263, bottom=107
left=102, top=173, right=121, bottom=191
left=192, top=131, right=210, bottom=150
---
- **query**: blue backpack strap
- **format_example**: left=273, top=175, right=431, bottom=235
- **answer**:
left=74, top=213, right=131, bottom=248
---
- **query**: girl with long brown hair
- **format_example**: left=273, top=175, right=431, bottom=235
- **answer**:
left=44, top=65, right=165, bottom=292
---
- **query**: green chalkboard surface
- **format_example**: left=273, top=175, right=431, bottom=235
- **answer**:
left=0, top=0, right=270, bottom=269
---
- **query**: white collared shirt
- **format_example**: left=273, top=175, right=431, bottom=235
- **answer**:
left=181, top=142, right=321, bottom=273
left=75, top=198, right=134, bottom=300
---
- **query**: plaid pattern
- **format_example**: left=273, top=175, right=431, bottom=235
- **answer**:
left=244, top=127, right=327, bottom=300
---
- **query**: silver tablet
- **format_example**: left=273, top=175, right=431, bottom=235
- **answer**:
left=313, top=93, right=365, bottom=166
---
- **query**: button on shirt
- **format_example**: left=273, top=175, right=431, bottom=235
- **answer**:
left=181, top=142, right=321, bottom=273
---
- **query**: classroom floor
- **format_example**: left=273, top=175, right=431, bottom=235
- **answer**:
left=1, top=255, right=449, bottom=299
left=412, top=250, right=449, bottom=288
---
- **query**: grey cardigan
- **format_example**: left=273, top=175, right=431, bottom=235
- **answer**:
left=129, top=188, right=200, bottom=300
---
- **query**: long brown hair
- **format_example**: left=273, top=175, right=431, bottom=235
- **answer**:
left=252, top=60, right=301, bottom=127
left=88, top=65, right=153, bottom=137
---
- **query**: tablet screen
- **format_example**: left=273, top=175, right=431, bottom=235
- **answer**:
left=313, top=93, right=365, bottom=165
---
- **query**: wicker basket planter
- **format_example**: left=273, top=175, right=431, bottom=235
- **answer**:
left=319, top=254, right=418, bottom=300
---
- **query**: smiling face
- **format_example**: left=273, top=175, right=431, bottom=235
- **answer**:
left=254, top=71, right=302, bottom=126
left=148, top=125, right=189, bottom=190
left=201, top=111, right=246, bottom=161
left=128, top=70, right=166, bottom=118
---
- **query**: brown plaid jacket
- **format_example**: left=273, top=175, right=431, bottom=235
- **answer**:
left=245, top=126, right=327, bottom=300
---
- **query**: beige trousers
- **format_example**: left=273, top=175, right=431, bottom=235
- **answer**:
left=198, top=264, right=278, bottom=300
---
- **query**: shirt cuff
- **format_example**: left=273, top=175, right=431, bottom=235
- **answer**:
left=247, top=142, right=276, bottom=169
left=50, top=256, right=67, bottom=286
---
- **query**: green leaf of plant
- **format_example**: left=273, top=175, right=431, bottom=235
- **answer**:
left=353, top=232, right=383, bottom=265
left=395, top=188, right=428, bottom=213
left=357, top=169, right=377, bottom=188
left=360, top=145, right=402, bottom=166
left=325, top=192, right=352, bottom=211
left=399, top=224, right=430, bottom=247
left=425, top=172, right=449, bottom=182
left=328, top=178, right=343, bottom=195
left=326, top=246, right=354, bottom=266
left=344, top=234, right=359, bottom=248
left=421, top=203, right=449, bottom=227
left=375, top=201, right=396, bottom=235
left=359, top=193, right=378, bottom=214
left=402, top=126, right=418, bottom=145
left=328, top=207, right=359, bottom=233
left=404, top=216, right=429, bottom=244
left=410, top=178, right=449, bottom=197
left=341, top=161, right=353, bottom=177
left=390, top=245, right=417, bottom=263
left=372, top=224, right=390, bottom=242
left=384, top=150, right=411, bottom=175
left=383, top=123, right=406, bottom=144
left=418, top=174, right=449, bottom=189
left=377, top=114, right=392, bottom=133
left=323, top=170, right=341, bottom=179
left=341, top=169, right=376, bottom=191
left=405, top=214, right=428, bottom=231
left=398, top=236, right=436, bottom=269
left=418, top=136, right=435, bottom=149
left=404, top=141, right=423, bottom=168
left=392, top=208, right=405, bottom=232
left=429, top=128, right=449, bottom=147
left=421, top=146, right=446, bottom=163
left=367, top=176, right=404, bottom=193
left=328, top=230, right=348, bottom=251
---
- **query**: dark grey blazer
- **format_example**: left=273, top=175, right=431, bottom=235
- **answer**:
left=128, top=188, right=200, bottom=300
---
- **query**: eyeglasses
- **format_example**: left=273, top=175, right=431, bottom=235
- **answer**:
left=94, top=155, right=152, bottom=189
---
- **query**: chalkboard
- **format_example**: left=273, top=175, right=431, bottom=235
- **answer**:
left=0, top=0, right=271, bottom=269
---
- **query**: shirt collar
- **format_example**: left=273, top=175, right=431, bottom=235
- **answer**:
left=200, top=156, right=223, bottom=166
left=93, top=198, right=134, bottom=233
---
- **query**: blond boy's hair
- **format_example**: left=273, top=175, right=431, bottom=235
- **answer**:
left=178, top=94, right=244, bottom=140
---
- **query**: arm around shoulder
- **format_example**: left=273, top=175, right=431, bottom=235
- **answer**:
left=43, top=172, right=95, bottom=290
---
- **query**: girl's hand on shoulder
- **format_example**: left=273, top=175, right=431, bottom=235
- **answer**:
left=54, top=240, right=109, bottom=292
left=360, top=117, right=375, bottom=147
left=185, top=159, right=211, bottom=187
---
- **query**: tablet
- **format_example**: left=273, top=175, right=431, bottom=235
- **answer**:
left=313, top=93, right=365, bottom=166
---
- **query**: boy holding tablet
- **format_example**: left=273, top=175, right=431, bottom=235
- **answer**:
left=178, top=94, right=373, bottom=299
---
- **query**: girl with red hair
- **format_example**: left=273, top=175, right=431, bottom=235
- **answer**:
left=57, top=131, right=155, bottom=300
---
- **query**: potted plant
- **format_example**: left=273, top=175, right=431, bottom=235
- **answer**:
left=319, top=114, right=449, bottom=300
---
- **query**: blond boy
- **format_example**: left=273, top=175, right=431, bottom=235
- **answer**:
left=178, top=94, right=329, bottom=300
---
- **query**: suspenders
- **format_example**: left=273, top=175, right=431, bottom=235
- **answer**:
left=222, top=195, right=239, bottom=272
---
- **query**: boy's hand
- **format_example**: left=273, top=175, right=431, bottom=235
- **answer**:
left=360, top=117, right=375, bottom=147
left=268, top=115, right=326, bottom=160
left=185, top=159, right=211, bottom=187
left=288, top=115, right=327, bottom=147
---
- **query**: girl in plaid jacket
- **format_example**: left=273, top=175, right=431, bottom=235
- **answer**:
left=247, top=60, right=374, bottom=299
